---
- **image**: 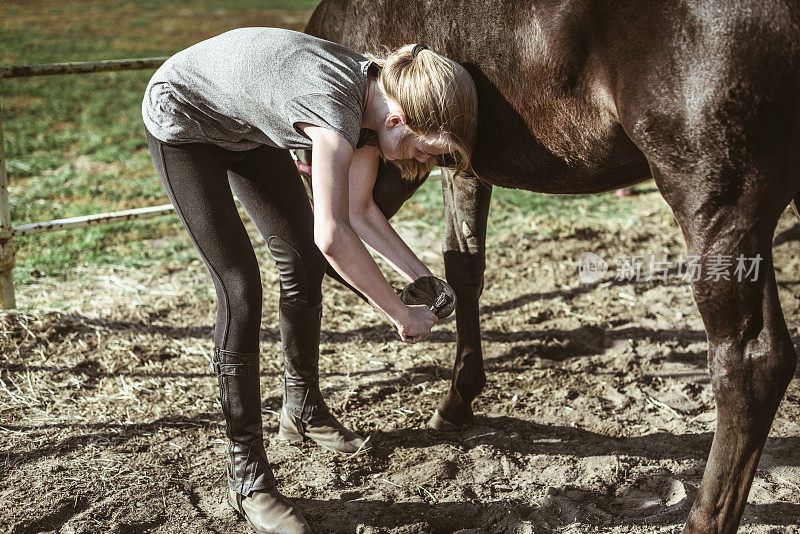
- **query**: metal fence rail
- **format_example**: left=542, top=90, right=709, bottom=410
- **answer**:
left=11, top=204, right=177, bottom=237
left=0, top=57, right=169, bottom=308
left=0, top=57, right=169, bottom=79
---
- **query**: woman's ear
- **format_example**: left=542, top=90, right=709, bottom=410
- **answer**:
left=385, top=109, right=406, bottom=128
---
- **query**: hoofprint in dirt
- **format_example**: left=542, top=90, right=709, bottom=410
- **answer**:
left=2, top=189, right=799, bottom=534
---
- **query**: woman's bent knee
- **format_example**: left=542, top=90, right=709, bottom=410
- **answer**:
left=267, top=236, right=325, bottom=307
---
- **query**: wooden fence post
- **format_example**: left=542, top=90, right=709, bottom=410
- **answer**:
left=0, top=106, right=17, bottom=309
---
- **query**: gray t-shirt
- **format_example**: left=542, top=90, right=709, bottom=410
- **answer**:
left=142, top=27, right=374, bottom=151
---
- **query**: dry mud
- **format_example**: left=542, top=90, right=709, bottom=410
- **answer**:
left=2, top=189, right=800, bottom=533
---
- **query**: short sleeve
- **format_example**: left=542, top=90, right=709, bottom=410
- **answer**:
left=285, top=93, right=362, bottom=150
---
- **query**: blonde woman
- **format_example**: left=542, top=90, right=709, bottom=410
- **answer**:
left=142, top=27, right=477, bottom=534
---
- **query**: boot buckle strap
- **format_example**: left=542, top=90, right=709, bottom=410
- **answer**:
left=214, top=347, right=259, bottom=358
left=211, top=347, right=258, bottom=375
left=210, top=361, right=250, bottom=376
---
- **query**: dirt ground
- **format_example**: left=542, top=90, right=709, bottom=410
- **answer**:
left=2, top=187, right=800, bottom=533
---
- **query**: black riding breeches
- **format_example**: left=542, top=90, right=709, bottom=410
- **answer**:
left=145, top=128, right=326, bottom=354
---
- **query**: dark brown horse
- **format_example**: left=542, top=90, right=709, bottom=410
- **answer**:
left=305, top=1, right=800, bottom=531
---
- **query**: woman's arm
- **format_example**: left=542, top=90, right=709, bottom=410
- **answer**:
left=299, top=124, right=437, bottom=342
left=347, top=145, right=433, bottom=283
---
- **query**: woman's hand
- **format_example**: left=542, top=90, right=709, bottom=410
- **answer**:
left=395, top=304, right=439, bottom=343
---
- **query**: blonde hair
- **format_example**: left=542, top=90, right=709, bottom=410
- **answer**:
left=368, top=44, right=478, bottom=180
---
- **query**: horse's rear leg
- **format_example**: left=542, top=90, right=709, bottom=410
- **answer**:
left=649, top=165, right=797, bottom=532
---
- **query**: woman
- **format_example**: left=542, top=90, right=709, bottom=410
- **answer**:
left=142, top=27, right=477, bottom=534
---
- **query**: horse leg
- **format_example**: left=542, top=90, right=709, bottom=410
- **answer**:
left=648, top=164, right=797, bottom=532
left=370, top=164, right=492, bottom=429
left=430, top=169, right=492, bottom=429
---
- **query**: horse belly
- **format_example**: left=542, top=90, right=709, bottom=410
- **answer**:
left=472, top=75, right=648, bottom=193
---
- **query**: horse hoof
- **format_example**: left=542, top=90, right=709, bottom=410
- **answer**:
left=428, top=409, right=471, bottom=431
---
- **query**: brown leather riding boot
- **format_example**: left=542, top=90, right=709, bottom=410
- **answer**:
left=276, top=303, right=370, bottom=454
left=212, top=347, right=312, bottom=534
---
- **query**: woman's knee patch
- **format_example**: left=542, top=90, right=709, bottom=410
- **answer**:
left=267, top=235, right=324, bottom=305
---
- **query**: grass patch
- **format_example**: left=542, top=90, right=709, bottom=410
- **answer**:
left=402, top=174, right=656, bottom=248
left=1, top=0, right=317, bottom=284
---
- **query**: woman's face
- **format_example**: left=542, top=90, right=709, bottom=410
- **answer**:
left=377, top=113, right=454, bottom=163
